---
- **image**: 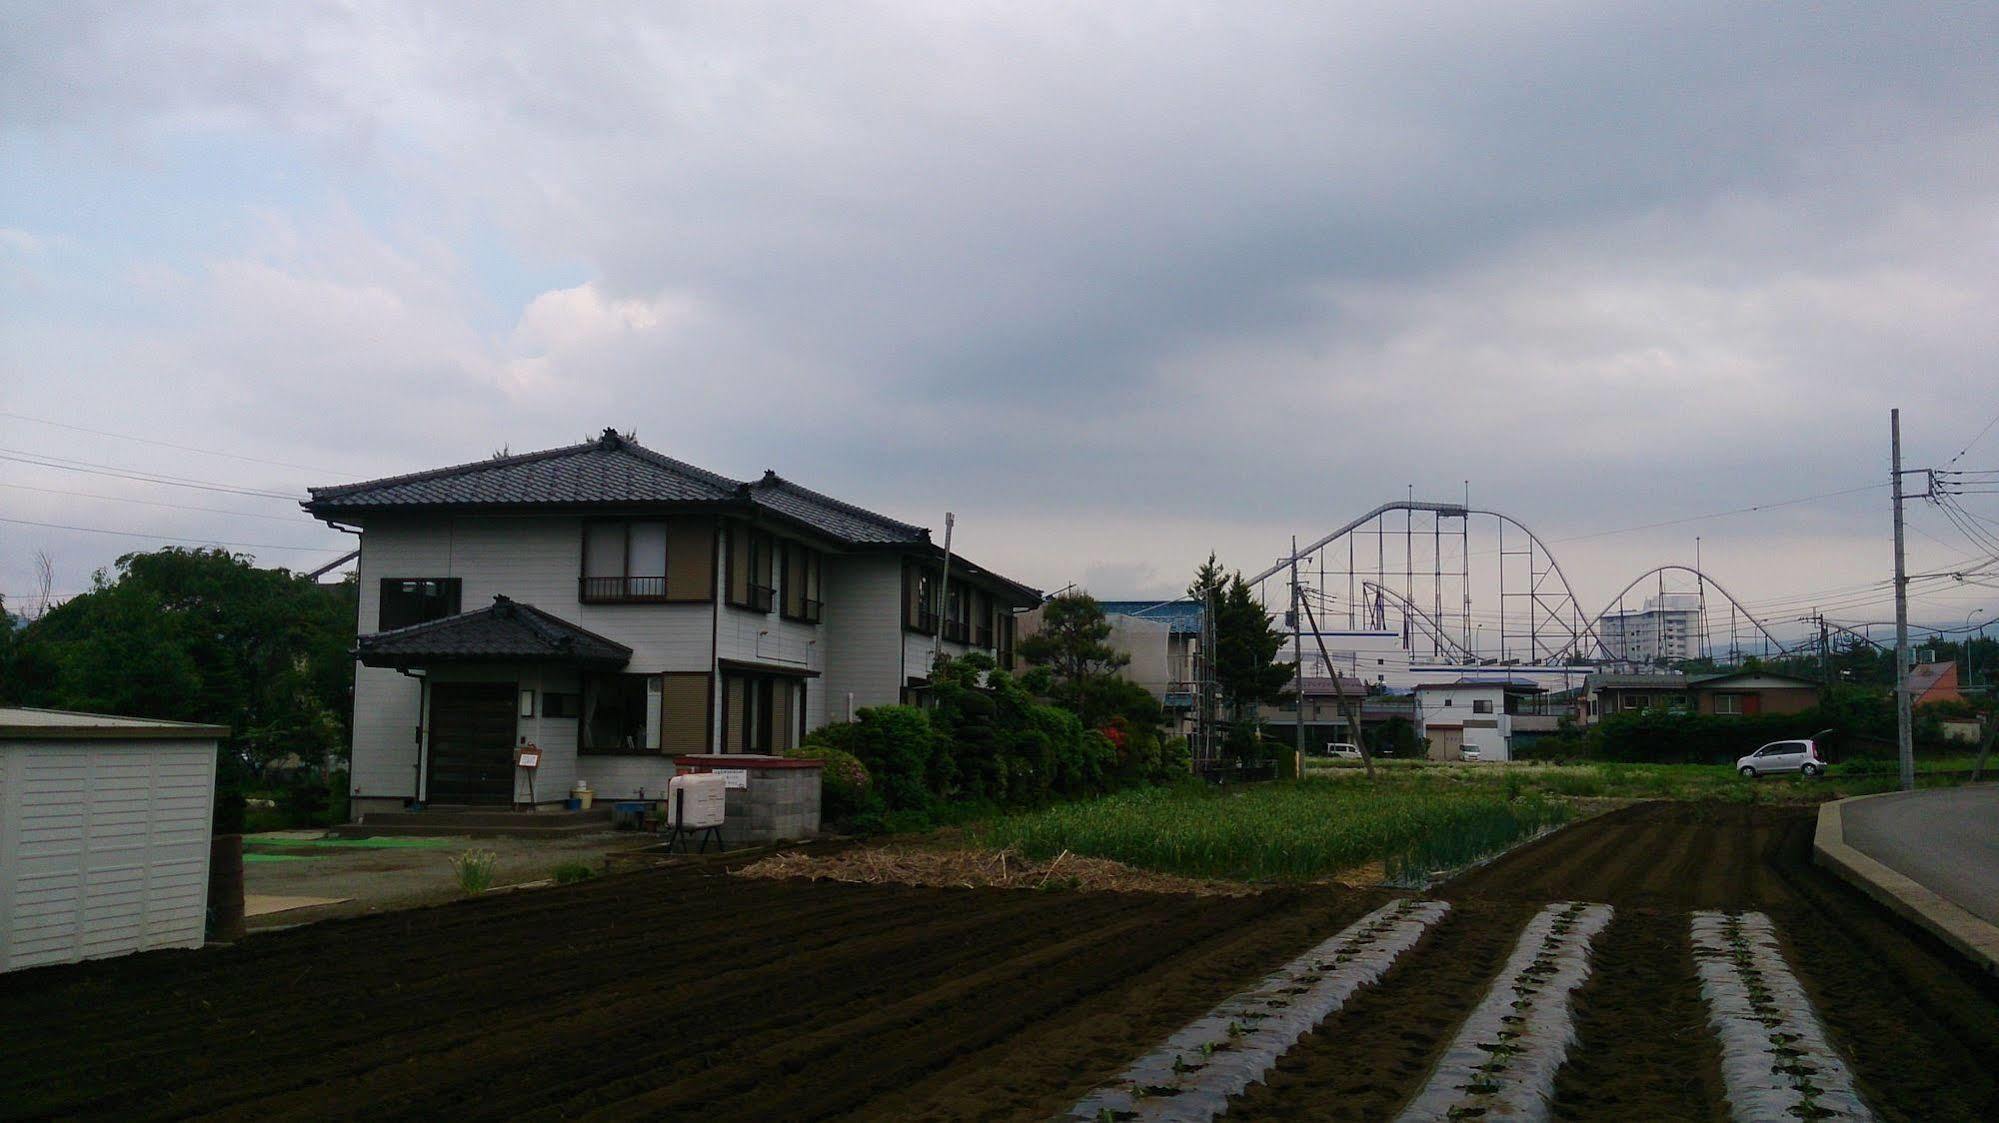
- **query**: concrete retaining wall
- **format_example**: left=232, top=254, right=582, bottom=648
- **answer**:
left=1813, top=794, right=1999, bottom=977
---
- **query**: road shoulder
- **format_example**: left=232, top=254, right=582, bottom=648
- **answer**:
left=1814, top=792, right=1999, bottom=977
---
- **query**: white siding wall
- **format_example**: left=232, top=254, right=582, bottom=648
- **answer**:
left=350, top=516, right=719, bottom=804
left=1415, top=686, right=1512, bottom=762
left=0, top=740, right=215, bottom=972
left=819, top=555, right=907, bottom=715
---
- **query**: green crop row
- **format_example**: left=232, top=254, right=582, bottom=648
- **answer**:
left=977, top=780, right=1570, bottom=882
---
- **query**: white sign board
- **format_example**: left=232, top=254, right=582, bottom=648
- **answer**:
left=715, top=768, right=750, bottom=790
left=665, top=772, right=727, bottom=828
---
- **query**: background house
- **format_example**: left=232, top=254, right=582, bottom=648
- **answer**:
left=1687, top=669, right=1820, bottom=716
left=1415, top=680, right=1547, bottom=762
left=1907, top=661, right=1964, bottom=708
left=1583, top=672, right=1692, bottom=722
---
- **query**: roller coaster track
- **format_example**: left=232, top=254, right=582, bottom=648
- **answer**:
left=1253, top=503, right=1791, bottom=665
left=1249, top=500, right=1607, bottom=665
left=1578, top=565, right=1790, bottom=659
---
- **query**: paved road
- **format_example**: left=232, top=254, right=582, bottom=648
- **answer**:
left=1843, top=785, right=1999, bottom=927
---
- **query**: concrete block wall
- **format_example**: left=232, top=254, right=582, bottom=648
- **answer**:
left=674, top=755, right=822, bottom=845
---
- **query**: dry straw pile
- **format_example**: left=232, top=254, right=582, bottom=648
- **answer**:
left=733, top=845, right=1257, bottom=897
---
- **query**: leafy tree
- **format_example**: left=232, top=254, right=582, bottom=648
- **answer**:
left=1019, top=591, right=1129, bottom=725
left=0, top=548, right=357, bottom=770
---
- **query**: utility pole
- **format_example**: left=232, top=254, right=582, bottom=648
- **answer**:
left=931, top=512, right=955, bottom=673
left=1292, top=538, right=1305, bottom=772
left=1297, top=589, right=1373, bottom=780
left=1819, top=613, right=1832, bottom=689
left=1891, top=410, right=1915, bottom=792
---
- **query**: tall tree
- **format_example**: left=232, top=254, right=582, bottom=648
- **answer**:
left=1019, top=591, right=1130, bottom=724
left=1212, top=573, right=1294, bottom=722
left=1188, top=552, right=1226, bottom=602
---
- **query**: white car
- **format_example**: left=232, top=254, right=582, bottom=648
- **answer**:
left=1461, top=746, right=1482, bottom=762
left=1737, top=739, right=1825, bottom=778
left=1326, top=743, right=1363, bottom=760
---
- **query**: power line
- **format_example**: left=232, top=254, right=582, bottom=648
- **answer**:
left=1944, top=407, right=1999, bottom=467
left=0, top=481, right=315, bottom=523
left=0, top=410, right=348, bottom=475
left=0, top=449, right=303, bottom=500
left=0, top=515, right=343, bottom=553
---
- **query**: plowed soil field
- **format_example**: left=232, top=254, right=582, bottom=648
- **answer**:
left=0, top=864, right=1379, bottom=1121
left=4, top=802, right=1996, bottom=1121
left=1228, top=801, right=1999, bottom=1122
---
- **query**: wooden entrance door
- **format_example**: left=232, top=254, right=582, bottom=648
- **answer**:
left=428, top=682, right=517, bottom=805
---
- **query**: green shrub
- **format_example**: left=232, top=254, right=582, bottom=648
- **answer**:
left=275, top=776, right=330, bottom=827
left=553, top=860, right=595, bottom=884
left=843, top=705, right=942, bottom=812
left=785, top=744, right=872, bottom=820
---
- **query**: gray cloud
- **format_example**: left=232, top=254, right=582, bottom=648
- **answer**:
left=4, top=2, right=1998, bottom=630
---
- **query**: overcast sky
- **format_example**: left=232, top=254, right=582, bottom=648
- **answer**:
left=4, top=2, right=1997, bottom=643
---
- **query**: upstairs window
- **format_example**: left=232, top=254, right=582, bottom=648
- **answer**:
left=582, top=521, right=667, bottom=602
left=974, top=590, right=994, bottom=648
left=943, top=584, right=970, bottom=643
left=1472, top=698, right=1494, bottom=714
left=904, top=564, right=937, bottom=634
left=997, top=611, right=1017, bottom=669
left=726, top=524, right=776, bottom=612
left=579, top=519, right=717, bottom=604
left=379, top=578, right=461, bottom=631
left=781, top=543, right=823, bottom=623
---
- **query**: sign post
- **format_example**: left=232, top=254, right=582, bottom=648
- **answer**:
left=514, top=744, right=541, bottom=810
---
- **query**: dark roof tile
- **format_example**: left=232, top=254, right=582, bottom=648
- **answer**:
left=358, top=596, right=632, bottom=668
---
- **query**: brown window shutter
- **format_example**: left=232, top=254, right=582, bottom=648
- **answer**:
left=723, top=675, right=748, bottom=753
left=727, top=523, right=750, bottom=605
left=666, top=520, right=715, bottom=602
left=659, top=673, right=710, bottom=755
left=782, top=543, right=803, bottom=617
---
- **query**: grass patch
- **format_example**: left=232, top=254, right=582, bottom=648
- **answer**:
left=243, top=836, right=454, bottom=849
left=978, top=780, right=1569, bottom=882
left=1303, top=757, right=1987, bottom=803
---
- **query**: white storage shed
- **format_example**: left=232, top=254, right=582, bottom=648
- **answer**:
left=0, top=708, right=224, bottom=972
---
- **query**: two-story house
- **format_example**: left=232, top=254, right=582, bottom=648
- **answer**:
left=306, top=429, right=1038, bottom=818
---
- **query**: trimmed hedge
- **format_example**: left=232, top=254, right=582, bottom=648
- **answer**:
left=1517, top=687, right=1961, bottom=765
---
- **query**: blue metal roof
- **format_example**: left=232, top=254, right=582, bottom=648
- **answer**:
left=1097, top=599, right=1205, bottom=634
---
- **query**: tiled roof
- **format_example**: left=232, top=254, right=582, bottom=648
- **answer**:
left=1292, top=674, right=1372, bottom=696
left=1416, top=678, right=1549, bottom=692
left=1584, top=673, right=1690, bottom=690
left=307, top=429, right=928, bottom=548
left=746, top=472, right=926, bottom=546
left=1906, top=661, right=1956, bottom=699
left=1685, top=670, right=1821, bottom=688
left=357, top=596, right=632, bottom=669
left=308, top=432, right=741, bottom=511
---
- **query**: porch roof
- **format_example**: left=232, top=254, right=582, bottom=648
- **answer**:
left=358, top=595, right=632, bottom=670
